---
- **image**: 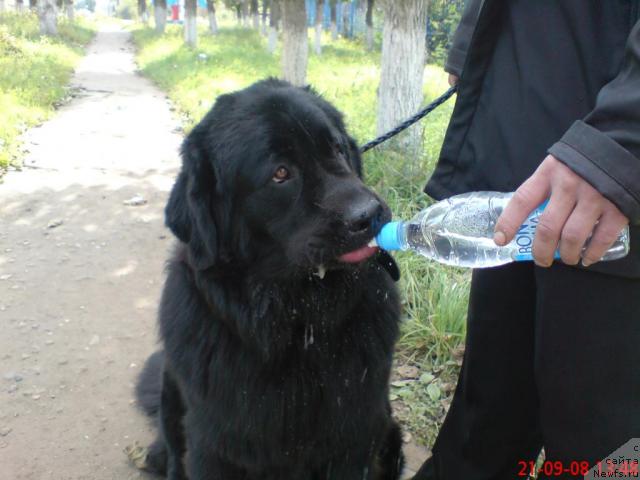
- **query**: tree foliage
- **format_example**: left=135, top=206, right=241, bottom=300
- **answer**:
left=427, top=0, right=464, bottom=65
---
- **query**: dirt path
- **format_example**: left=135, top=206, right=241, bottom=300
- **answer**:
left=0, top=23, right=180, bottom=480
left=0, top=23, right=426, bottom=480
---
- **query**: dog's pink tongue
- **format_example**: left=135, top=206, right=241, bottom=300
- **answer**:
left=338, top=246, right=378, bottom=263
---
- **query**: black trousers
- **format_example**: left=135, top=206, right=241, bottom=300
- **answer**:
left=414, top=262, right=640, bottom=480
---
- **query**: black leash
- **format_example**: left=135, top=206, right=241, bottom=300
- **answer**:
left=359, top=85, right=458, bottom=153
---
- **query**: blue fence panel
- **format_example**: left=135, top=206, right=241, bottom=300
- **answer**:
left=306, top=0, right=357, bottom=35
left=306, top=0, right=315, bottom=24
left=323, top=1, right=331, bottom=29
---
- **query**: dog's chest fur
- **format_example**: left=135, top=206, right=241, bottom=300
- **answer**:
left=158, top=250, right=400, bottom=463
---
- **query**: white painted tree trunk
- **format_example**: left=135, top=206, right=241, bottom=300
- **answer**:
left=366, top=25, right=374, bottom=50
left=268, top=26, right=278, bottom=53
left=250, top=0, right=259, bottom=28
left=138, top=0, right=148, bottom=23
left=208, top=10, right=218, bottom=33
left=281, top=0, right=308, bottom=86
left=38, top=0, right=58, bottom=36
left=342, top=1, right=350, bottom=37
left=154, top=5, right=167, bottom=33
left=184, top=16, right=197, bottom=46
left=314, top=0, right=323, bottom=55
left=260, top=0, right=268, bottom=35
left=206, top=0, right=217, bottom=34
left=66, top=1, right=74, bottom=21
left=365, top=0, right=374, bottom=51
left=314, top=23, right=322, bottom=55
left=0, top=0, right=5, bottom=12
left=184, top=0, right=197, bottom=47
left=330, top=2, right=337, bottom=40
left=377, top=0, right=428, bottom=153
left=267, top=0, right=279, bottom=54
left=241, top=0, right=249, bottom=27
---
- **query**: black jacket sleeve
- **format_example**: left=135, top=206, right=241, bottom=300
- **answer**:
left=445, top=0, right=484, bottom=77
left=548, top=19, right=640, bottom=225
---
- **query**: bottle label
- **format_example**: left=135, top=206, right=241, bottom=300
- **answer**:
left=512, top=201, right=559, bottom=262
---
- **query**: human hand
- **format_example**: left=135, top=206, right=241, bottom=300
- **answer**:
left=494, top=155, right=629, bottom=267
left=448, top=74, right=459, bottom=86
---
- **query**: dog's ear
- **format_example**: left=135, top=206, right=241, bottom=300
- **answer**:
left=165, top=136, right=220, bottom=270
left=165, top=170, right=191, bottom=243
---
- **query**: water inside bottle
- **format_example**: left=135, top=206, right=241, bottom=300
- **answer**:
left=405, top=192, right=629, bottom=267
left=407, top=194, right=514, bottom=268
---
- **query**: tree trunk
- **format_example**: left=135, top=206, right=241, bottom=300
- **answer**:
left=29, top=0, right=37, bottom=9
left=314, top=0, right=323, bottom=55
left=329, top=0, right=337, bottom=40
left=155, top=0, right=167, bottom=33
left=0, top=0, right=4, bottom=12
left=184, top=0, right=197, bottom=47
left=206, top=0, right=217, bottom=34
left=261, top=0, right=269, bottom=35
left=377, top=0, right=428, bottom=153
left=267, top=0, right=279, bottom=54
left=65, top=0, right=73, bottom=20
left=137, top=0, right=148, bottom=23
left=16, top=0, right=24, bottom=11
left=365, top=0, right=374, bottom=50
left=241, top=0, right=249, bottom=27
left=342, top=1, right=350, bottom=38
left=38, top=0, right=57, bottom=35
left=251, top=0, right=259, bottom=28
left=235, top=4, right=241, bottom=24
left=281, top=0, right=308, bottom=86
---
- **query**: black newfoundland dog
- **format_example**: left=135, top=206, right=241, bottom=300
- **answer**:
left=135, top=79, right=403, bottom=480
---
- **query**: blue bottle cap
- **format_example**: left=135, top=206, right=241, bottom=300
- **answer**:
left=376, top=222, right=402, bottom=251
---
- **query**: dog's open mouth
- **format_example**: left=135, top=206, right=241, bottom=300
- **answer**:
left=338, top=244, right=379, bottom=263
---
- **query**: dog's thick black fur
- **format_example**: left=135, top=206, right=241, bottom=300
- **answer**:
left=136, top=79, right=404, bottom=480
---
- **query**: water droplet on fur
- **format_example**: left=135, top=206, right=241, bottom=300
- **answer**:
left=303, top=324, right=314, bottom=349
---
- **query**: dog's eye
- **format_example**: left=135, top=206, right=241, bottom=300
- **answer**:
left=272, top=166, right=290, bottom=183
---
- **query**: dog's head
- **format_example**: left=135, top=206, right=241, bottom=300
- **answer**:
left=166, top=79, right=391, bottom=279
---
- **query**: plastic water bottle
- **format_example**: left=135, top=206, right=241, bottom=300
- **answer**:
left=372, top=192, right=630, bottom=268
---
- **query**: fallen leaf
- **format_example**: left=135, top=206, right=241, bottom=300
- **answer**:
left=427, top=383, right=441, bottom=401
left=397, top=365, right=419, bottom=379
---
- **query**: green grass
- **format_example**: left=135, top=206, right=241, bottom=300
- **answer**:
left=131, top=20, right=471, bottom=444
left=0, top=12, right=95, bottom=172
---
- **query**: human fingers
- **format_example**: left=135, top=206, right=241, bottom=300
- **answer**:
left=494, top=171, right=550, bottom=246
left=558, top=201, right=602, bottom=265
left=581, top=206, right=629, bottom=267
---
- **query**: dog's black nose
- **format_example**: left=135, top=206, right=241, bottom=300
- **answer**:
left=345, top=198, right=384, bottom=234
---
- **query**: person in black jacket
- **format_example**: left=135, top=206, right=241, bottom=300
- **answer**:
left=413, top=2, right=640, bottom=479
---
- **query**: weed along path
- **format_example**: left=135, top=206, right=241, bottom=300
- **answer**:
left=0, top=23, right=427, bottom=480
left=0, top=23, right=180, bottom=479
